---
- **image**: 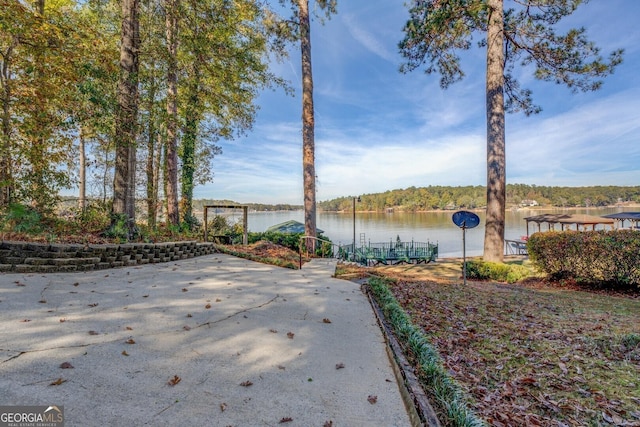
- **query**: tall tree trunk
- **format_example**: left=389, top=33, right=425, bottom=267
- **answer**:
left=165, top=0, right=179, bottom=226
left=299, top=0, right=316, bottom=251
left=112, top=0, right=140, bottom=234
left=78, top=125, right=86, bottom=211
left=0, top=41, right=14, bottom=208
left=180, top=81, right=198, bottom=226
left=32, top=0, right=47, bottom=210
left=483, top=0, right=506, bottom=262
left=145, top=66, right=158, bottom=228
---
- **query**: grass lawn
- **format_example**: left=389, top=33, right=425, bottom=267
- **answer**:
left=337, top=261, right=640, bottom=426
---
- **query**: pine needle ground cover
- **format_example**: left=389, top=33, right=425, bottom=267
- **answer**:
left=384, top=277, right=639, bottom=426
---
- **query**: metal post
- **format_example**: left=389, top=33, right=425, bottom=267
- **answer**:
left=462, top=226, right=467, bottom=286
left=352, top=197, right=356, bottom=261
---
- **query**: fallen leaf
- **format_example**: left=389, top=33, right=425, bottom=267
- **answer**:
left=279, top=417, right=293, bottom=423
left=168, top=375, right=181, bottom=386
left=558, top=362, right=568, bottom=375
left=323, top=422, right=333, bottom=427
left=20, top=319, right=31, bottom=322
left=287, top=332, right=294, bottom=339
left=121, top=351, right=129, bottom=356
left=50, top=378, right=66, bottom=386
left=142, top=294, right=149, bottom=298
left=88, top=303, right=98, bottom=307
left=269, top=329, right=278, bottom=333
left=39, top=300, right=47, bottom=303
left=220, top=403, right=227, bottom=412
left=216, top=298, right=222, bottom=302
left=125, top=326, right=133, bottom=331
left=59, top=362, right=74, bottom=369
left=125, top=338, right=136, bottom=344
left=205, top=303, right=212, bottom=309
left=240, top=380, right=253, bottom=387
left=59, top=318, right=66, bottom=322
left=367, top=395, right=378, bottom=404
left=88, top=331, right=99, bottom=335
left=323, top=318, right=332, bottom=323
left=519, top=377, right=538, bottom=385
left=335, top=363, right=345, bottom=369
left=73, top=282, right=79, bottom=287
left=182, top=288, right=188, bottom=292
left=183, top=325, right=191, bottom=331
left=186, top=314, right=192, bottom=318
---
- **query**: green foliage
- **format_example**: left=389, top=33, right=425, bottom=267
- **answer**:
left=248, top=231, right=334, bottom=257
left=0, top=203, right=43, bottom=234
left=527, top=230, right=640, bottom=290
left=248, top=231, right=301, bottom=251
left=103, top=213, right=130, bottom=243
left=367, top=277, right=486, bottom=427
left=205, top=216, right=244, bottom=244
left=464, top=259, right=531, bottom=284
left=75, top=202, right=111, bottom=232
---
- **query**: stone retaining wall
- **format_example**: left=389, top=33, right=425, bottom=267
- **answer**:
left=0, top=241, right=218, bottom=273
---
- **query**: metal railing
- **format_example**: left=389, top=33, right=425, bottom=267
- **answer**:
left=298, top=235, right=341, bottom=269
left=339, top=240, right=439, bottom=266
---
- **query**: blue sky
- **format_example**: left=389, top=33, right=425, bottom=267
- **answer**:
left=195, top=0, right=640, bottom=205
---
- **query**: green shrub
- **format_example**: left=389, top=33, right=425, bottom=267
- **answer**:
left=464, top=260, right=531, bottom=283
left=1, top=203, right=44, bottom=234
left=527, top=230, right=640, bottom=289
left=248, top=231, right=333, bottom=256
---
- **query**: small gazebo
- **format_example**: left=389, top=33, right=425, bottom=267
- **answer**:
left=524, top=213, right=615, bottom=236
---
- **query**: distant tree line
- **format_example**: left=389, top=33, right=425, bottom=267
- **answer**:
left=318, top=185, right=640, bottom=212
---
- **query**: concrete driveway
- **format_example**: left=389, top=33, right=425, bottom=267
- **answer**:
left=0, top=254, right=411, bottom=426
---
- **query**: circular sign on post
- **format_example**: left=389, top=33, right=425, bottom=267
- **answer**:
left=452, top=210, right=480, bottom=229
left=452, top=210, right=480, bottom=286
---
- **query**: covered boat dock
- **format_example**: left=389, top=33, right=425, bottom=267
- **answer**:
left=600, top=212, right=640, bottom=229
left=524, top=214, right=615, bottom=236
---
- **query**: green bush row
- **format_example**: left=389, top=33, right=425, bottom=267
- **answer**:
left=527, top=230, right=640, bottom=289
left=464, top=260, right=531, bottom=283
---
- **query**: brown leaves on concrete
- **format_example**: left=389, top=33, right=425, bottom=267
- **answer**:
left=239, top=380, right=253, bottom=387
left=167, top=375, right=181, bottom=386
left=59, top=362, right=74, bottom=369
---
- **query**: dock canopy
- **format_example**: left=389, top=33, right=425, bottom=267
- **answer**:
left=601, top=212, right=640, bottom=229
left=266, top=220, right=324, bottom=234
left=524, top=214, right=615, bottom=235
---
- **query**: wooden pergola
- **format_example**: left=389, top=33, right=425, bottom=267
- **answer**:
left=524, top=213, right=615, bottom=236
left=203, top=205, right=248, bottom=245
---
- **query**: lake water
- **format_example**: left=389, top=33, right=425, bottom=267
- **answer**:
left=234, top=207, right=631, bottom=258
